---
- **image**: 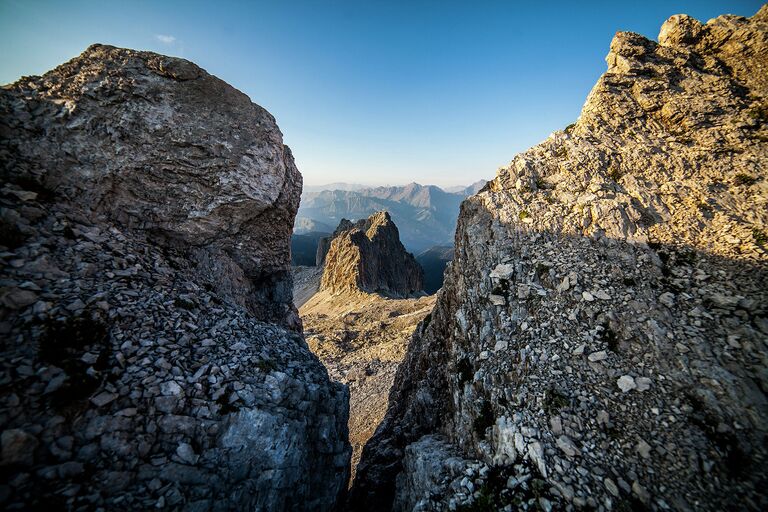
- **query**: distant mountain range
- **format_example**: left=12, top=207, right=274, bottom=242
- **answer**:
left=302, top=182, right=369, bottom=193
left=295, top=180, right=486, bottom=253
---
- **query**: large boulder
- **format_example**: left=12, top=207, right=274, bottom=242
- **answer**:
left=351, top=6, right=768, bottom=511
left=1, top=43, right=301, bottom=327
left=0, top=46, right=350, bottom=510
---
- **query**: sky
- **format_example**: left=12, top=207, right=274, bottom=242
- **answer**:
left=0, top=1, right=763, bottom=188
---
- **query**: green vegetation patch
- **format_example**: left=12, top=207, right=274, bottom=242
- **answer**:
left=753, top=228, right=767, bottom=247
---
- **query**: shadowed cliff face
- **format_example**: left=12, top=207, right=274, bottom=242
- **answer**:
left=1, top=43, right=302, bottom=328
left=319, top=212, right=424, bottom=297
left=0, top=45, right=350, bottom=511
left=350, top=6, right=768, bottom=512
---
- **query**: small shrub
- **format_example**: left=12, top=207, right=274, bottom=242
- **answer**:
left=256, top=359, right=277, bottom=372
left=697, top=202, right=714, bottom=218
left=492, top=278, right=510, bottom=298
left=600, top=323, right=619, bottom=352
left=518, top=210, right=530, bottom=221
left=543, top=388, right=568, bottom=413
left=564, top=122, right=576, bottom=133
left=473, top=400, right=495, bottom=438
left=746, top=104, right=768, bottom=122
left=733, top=173, right=757, bottom=186
left=174, top=296, right=196, bottom=310
left=753, top=228, right=767, bottom=247
left=457, top=358, right=474, bottom=385
left=215, top=384, right=240, bottom=414
left=608, top=167, right=623, bottom=181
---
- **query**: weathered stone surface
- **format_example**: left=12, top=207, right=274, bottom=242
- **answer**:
left=320, top=212, right=424, bottom=297
left=351, top=6, right=768, bottom=511
left=317, top=219, right=354, bottom=266
left=0, top=46, right=349, bottom=511
left=0, top=43, right=301, bottom=328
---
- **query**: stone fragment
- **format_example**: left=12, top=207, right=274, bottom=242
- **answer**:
left=636, top=439, right=652, bottom=459
left=176, top=443, right=199, bottom=465
left=90, top=392, right=118, bottom=407
left=1, top=289, right=38, bottom=309
left=160, top=381, right=183, bottom=397
left=635, top=377, right=652, bottom=391
left=588, top=350, right=608, bottom=362
left=632, top=481, right=651, bottom=504
left=617, top=375, right=636, bottom=392
left=490, top=264, right=515, bottom=280
left=604, top=477, right=620, bottom=497
left=659, top=292, right=675, bottom=307
left=1, top=429, right=38, bottom=466
left=556, top=435, right=579, bottom=458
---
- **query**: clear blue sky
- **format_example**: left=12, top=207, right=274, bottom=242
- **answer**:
left=1, top=1, right=762, bottom=187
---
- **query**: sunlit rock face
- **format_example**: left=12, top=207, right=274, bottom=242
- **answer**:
left=0, top=45, right=350, bottom=510
left=350, top=6, right=768, bottom=512
left=320, top=212, right=424, bottom=297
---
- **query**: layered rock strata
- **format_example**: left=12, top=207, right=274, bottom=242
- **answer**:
left=351, top=7, right=768, bottom=512
left=320, top=212, right=424, bottom=297
left=0, top=45, right=350, bottom=510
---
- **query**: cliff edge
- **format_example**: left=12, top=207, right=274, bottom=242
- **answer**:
left=351, top=6, right=768, bottom=511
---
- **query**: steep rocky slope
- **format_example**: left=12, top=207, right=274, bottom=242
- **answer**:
left=0, top=45, right=350, bottom=510
left=351, top=7, right=768, bottom=512
left=316, top=219, right=355, bottom=267
left=301, top=291, right=435, bottom=486
left=320, top=212, right=424, bottom=297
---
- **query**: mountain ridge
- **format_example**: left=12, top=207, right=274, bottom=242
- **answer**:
left=350, top=6, right=768, bottom=511
left=296, top=181, right=486, bottom=252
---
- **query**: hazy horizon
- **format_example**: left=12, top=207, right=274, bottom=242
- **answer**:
left=1, top=0, right=762, bottom=187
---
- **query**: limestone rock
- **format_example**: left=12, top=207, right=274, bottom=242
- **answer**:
left=350, top=6, right=768, bottom=511
left=316, top=219, right=354, bottom=266
left=320, top=212, right=424, bottom=297
left=0, top=43, right=301, bottom=328
left=0, top=46, right=349, bottom=511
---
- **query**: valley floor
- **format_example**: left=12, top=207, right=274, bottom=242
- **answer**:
left=294, top=271, right=435, bottom=483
